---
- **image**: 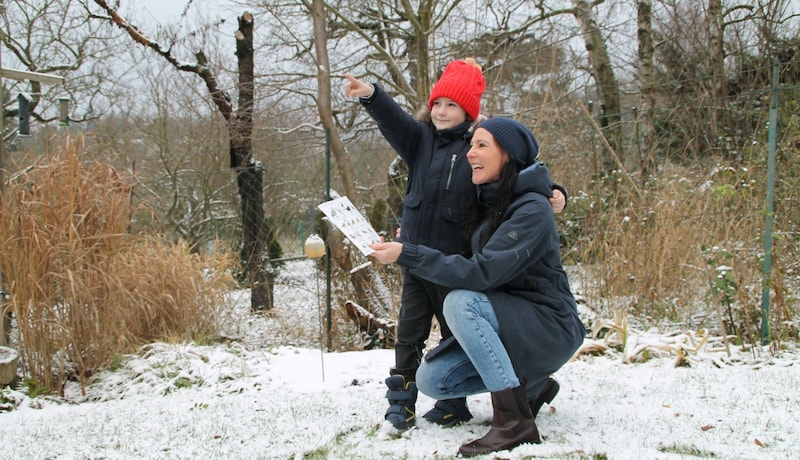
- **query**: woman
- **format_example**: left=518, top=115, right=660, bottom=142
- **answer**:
left=369, top=117, right=586, bottom=456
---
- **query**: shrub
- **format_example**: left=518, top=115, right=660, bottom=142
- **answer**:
left=0, top=135, right=235, bottom=393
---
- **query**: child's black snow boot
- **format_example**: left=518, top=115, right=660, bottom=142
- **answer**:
left=383, top=375, right=417, bottom=434
left=423, top=397, right=473, bottom=427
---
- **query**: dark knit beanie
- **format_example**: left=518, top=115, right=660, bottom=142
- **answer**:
left=478, top=117, right=539, bottom=168
left=428, top=58, right=486, bottom=122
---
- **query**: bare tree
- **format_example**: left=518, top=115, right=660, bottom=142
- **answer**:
left=570, top=0, right=622, bottom=169
left=322, top=0, right=625, bottom=172
left=308, top=0, right=376, bottom=314
left=707, top=0, right=725, bottom=105
left=652, top=0, right=770, bottom=160
left=90, top=1, right=273, bottom=310
left=1, top=0, right=122, bottom=136
left=308, top=0, right=358, bottom=204
left=140, top=69, right=235, bottom=246
left=322, top=0, right=440, bottom=110
left=251, top=0, right=448, bottom=205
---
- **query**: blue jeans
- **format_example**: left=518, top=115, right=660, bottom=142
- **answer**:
left=416, top=289, right=520, bottom=400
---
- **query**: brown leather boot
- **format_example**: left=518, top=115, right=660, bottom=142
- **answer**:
left=529, top=377, right=560, bottom=418
left=458, top=385, right=541, bottom=457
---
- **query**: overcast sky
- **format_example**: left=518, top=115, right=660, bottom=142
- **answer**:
left=128, top=0, right=235, bottom=26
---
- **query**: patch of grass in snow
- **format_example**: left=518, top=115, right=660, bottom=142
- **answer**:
left=23, top=376, right=49, bottom=398
left=174, top=376, right=194, bottom=389
left=658, top=443, right=717, bottom=457
left=108, top=355, right=124, bottom=372
left=301, top=445, right=331, bottom=459
left=303, top=425, right=381, bottom=458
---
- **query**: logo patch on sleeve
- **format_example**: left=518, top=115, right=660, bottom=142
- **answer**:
left=507, top=231, right=519, bottom=241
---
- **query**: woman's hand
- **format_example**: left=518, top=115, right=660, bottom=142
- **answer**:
left=369, top=241, right=403, bottom=264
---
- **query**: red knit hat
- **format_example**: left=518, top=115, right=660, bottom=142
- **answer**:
left=428, top=58, right=486, bottom=122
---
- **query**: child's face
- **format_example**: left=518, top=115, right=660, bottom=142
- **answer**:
left=467, top=128, right=510, bottom=184
left=430, top=97, right=468, bottom=130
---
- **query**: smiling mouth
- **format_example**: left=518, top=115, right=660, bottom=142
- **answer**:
left=471, top=165, right=484, bottom=170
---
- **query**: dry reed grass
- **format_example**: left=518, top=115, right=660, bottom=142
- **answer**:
left=551, top=144, right=797, bottom=344
left=0, top=135, right=235, bottom=393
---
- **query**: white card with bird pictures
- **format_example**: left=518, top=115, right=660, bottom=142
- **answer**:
left=317, top=196, right=381, bottom=256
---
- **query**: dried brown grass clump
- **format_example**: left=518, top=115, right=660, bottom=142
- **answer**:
left=532, top=98, right=800, bottom=345
left=594, top=166, right=762, bottom=312
left=556, top=151, right=795, bottom=344
left=0, top=135, right=234, bottom=393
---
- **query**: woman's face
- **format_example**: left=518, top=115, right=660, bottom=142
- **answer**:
left=467, top=128, right=510, bottom=184
left=430, top=97, right=468, bottom=130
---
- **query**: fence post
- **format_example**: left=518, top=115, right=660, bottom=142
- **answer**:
left=325, top=127, right=332, bottom=350
left=761, top=58, right=780, bottom=345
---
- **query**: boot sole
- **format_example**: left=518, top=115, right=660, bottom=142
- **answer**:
left=378, top=420, right=416, bottom=439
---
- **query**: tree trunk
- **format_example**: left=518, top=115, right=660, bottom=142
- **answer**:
left=310, top=0, right=359, bottom=205
left=405, top=1, right=433, bottom=108
left=637, top=0, right=657, bottom=180
left=1, top=304, right=10, bottom=347
left=231, top=13, right=271, bottom=311
left=707, top=0, right=725, bottom=150
left=572, top=0, right=622, bottom=172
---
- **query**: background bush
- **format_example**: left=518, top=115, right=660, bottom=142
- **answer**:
left=0, top=136, right=235, bottom=392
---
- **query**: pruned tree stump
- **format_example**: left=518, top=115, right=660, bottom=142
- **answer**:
left=0, top=346, right=19, bottom=387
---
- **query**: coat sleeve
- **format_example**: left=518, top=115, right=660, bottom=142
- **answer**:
left=361, top=84, right=427, bottom=164
left=397, top=195, right=556, bottom=290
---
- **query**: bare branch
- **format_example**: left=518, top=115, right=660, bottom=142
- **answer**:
left=90, top=0, right=233, bottom=120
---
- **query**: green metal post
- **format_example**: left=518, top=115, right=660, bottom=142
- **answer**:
left=761, top=58, right=779, bottom=344
left=325, top=128, right=332, bottom=350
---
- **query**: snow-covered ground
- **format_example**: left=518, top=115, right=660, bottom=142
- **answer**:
left=1, top=260, right=798, bottom=459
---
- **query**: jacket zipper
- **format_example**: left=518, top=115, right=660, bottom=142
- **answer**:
left=445, top=154, right=457, bottom=190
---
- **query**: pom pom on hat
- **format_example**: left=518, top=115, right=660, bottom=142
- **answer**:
left=478, top=117, right=539, bottom=168
left=428, top=58, right=486, bottom=122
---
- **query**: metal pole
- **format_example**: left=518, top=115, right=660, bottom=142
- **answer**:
left=304, top=235, right=326, bottom=381
left=761, top=58, right=779, bottom=345
left=325, top=127, right=332, bottom=350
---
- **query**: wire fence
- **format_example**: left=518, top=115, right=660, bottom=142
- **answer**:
left=115, top=68, right=800, bottom=346
left=6, top=58, right=794, bottom=350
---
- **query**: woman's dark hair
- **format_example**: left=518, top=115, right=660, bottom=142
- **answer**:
left=462, top=161, right=519, bottom=251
